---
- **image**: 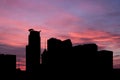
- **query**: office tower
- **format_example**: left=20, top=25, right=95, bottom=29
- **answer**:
left=26, top=29, right=41, bottom=73
left=0, top=54, right=16, bottom=80
left=47, top=38, right=62, bottom=51
left=47, top=38, right=62, bottom=64
left=47, top=38, right=73, bottom=64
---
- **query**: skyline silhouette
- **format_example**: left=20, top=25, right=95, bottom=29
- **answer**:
left=0, top=29, right=120, bottom=79
left=0, top=0, right=120, bottom=70
left=0, top=0, right=120, bottom=79
left=0, top=29, right=118, bottom=69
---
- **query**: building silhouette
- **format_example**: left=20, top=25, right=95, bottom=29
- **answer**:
left=0, top=54, right=16, bottom=80
left=42, top=37, right=114, bottom=79
left=43, top=38, right=73, bottom=64
left=42, top=49, right=48, bottom=64
left=16, top=68, right=26, bottom=80
left=47, top=38, right=62, bottom=64
left=26, top=29, right=41, bottom=79
left=98, top=50, right=113, bottom=70
left=0, top=29, right=118, bottom=80
left=42, top=38, right=113, bottom=67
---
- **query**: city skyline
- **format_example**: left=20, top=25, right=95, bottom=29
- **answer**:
left=0, top=29, right=114, bottom=80
left=0, top=0, right=120, bottom=70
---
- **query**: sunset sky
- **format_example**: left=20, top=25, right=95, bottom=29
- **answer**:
left=0, top=0, right=120, bottom=70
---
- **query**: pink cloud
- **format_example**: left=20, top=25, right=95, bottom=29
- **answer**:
left=16, top=64, right=25, bottom=71
left=113, top=55, right=120, bottom=68
left=0, top=0, right=59, bottom=15
left=70, top=29, right=120, bottom=43
left=76, top=1, right=107, bottom=15
left=0, top=0, right=20, bottom=8
left=16, top=57, right=26, bottom=70
left=44, top=12, right=85, bottom=34
left=0, top=17, right=28, bottom=31
left=16, top=56, right=43, bottom=70
left=0, top=16, right=58, bottom=48
left=0, top=19, right=27, bottom=46
left=58, top=29, right=120, bottom=51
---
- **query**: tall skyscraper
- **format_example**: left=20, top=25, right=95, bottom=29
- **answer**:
left=26, top=29, right=41, bottom=73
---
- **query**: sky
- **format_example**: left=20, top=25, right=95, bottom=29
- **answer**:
left=0, top=0, right=120, bottom=70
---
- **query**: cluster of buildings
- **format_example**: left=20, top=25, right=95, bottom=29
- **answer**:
left=42, top=38, right=113, bottom=69
left=0, top=29, right=114, bottom=80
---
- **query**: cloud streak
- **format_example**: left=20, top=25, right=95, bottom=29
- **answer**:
left=113, top=55, right=120, bottom=68
left=58, top=29, right=120, bottom=53
left=16, top=57, right=26, bottom=70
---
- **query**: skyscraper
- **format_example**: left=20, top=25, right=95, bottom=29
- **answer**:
left=26, top=29, right=41, bottom=73
left=46, top=38, right=72, bottom=64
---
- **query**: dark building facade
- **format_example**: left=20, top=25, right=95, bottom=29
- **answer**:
left=0, top=54, right=16, bottom=80
left=42, top=37, right=113, bottom=79
left=98, top=50, right=113, bottom=70
left=47, top=38, right=62, bottom=64
left=43, top=38, right=73, bottom=64
left=44, top=37, right=113, bottom=68
left=42, top=49, right=48, bottom=64
left=26, top=29, right=41, bottom=74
